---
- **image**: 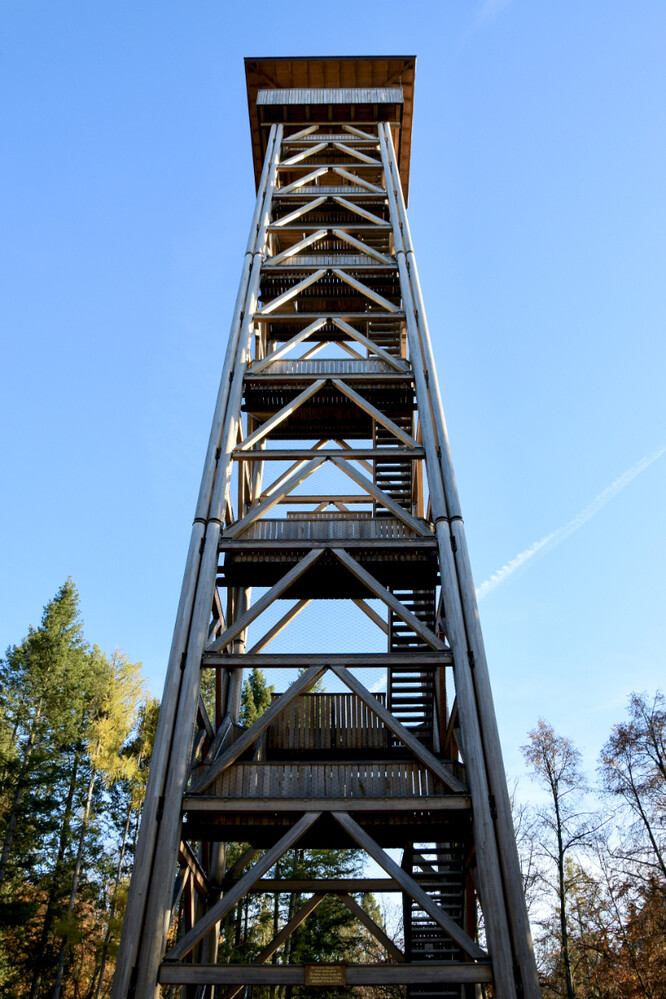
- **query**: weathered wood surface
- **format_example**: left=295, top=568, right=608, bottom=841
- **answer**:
left=167, top=812, right=321, bottom=960
left=332, top=812, right=486, bottom=961
left=189, top=666, right=326, bottom=794
left=201, top=652, right=452, bottom=667
left=159, top=963, right=493, bottom=985
left=221, top=516, right=425, bottom=541
left=267, top=691, right=390, bottom=751
left=183, top=794, right=469, bottom=813
left=337, top=893, right=405, bottom=962
left=208, top=760, right=447, bottom=800
left=245, top=878, right=397, bottom=892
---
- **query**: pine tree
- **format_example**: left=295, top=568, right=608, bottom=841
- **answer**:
left=0, top=582, right=152, bottom=998
left=241, top=669, right=275, bottom=727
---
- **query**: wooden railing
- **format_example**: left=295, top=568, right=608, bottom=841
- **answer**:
left=248, top=359, right=398, bottom=375
left=211, top=760, right=445, bottom=800
left=237, top=518, right=424, bottom=541
left=267, top=692, right=389, bottom=752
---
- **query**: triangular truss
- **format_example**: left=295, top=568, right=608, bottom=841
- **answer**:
left=112, top=71, right=540, bottom=999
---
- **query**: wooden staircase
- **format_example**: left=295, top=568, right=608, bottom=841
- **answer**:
left=388, top=588, right=437, bottom=746
left=403, top=844, right=469, bottom=999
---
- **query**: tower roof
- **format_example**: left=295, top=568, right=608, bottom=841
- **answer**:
left=244, top=56, right=416, bottom=201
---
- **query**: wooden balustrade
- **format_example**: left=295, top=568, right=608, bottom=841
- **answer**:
left=212, top=760, right=445, bottom=800
left=268, top=691, right=389, bottom=751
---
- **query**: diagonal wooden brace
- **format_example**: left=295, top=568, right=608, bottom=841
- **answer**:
left=237, top=379, right=327, bottom=451
left=330, top=548, right=444, bottom=649
left=331, top=666, right=466, bottom=794
left=332, top=812, right=486, bottom=961
left=331, top=378, right=418, bottom=445
left=329, top=458, right=429, bottom=536
left=165, top=812, right=321, bottom=961
left=222, top=455, right=327, bottom=539
left=189, top=664, right=328, bottom=794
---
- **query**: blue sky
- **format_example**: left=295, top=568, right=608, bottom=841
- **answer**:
left=1, top=0, right=665, bottom=786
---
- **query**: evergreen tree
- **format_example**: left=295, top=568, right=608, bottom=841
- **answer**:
left=241, top=669, right=275, bottom=727
left=0, top=582, right=152, bottom=998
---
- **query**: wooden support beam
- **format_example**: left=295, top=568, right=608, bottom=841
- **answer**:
left=247, top=598, right=312, bottom=653
left=280, top=142, right=328, bottom=166
left=338, top=339, right=365, bottom=360
left=178, top=842, right=209, bottom=901
left=221, top=455, right=327, bottom=538
left=332, top=812, right=486, bottom=961
left=266, top=229, right=328, bottom=266
left=237, top=379, right=327, bottom=451
left=332, top=166, right=385, bottom=193
left=253, top=311, right=406, bottom=323
left=257, top=440, right=329, bottom=497
left=332, top=196, right=389, bottom=225
left=159, top=963, right=493, bottom=986
left=184, top=795, right=469, bottom=813
left=165, top=812, right=321, bottom=961
left=276, top=175, right=328, bottom=198
left=342, top=125, right=378, bottom=142
left=235, top=449, right=424, bottom=462
left=352, top=598, right=388, bottom=634
left=285, top=125, right=319, bottom=141
left=189, top=665, right=328, bottom=793
left=226, top=846, right=259, bottom=880
left=249, top=318, right=327, bottom=372
left=334, top=439, right=374, bottom=475
left=330, top=458, right=429, bottom=536
left=271, top=192, right=328, bottom=222
left=331, top=141, right=381, bottom=165
left=331, top=227, right=393, bottom=264
left=330, top=378, right=418, bottom=446
left=207, top=549, right=325, bottom=652
left=337, top=893, right=404, bottom=962
left=330, top=317, right=408, bottom=370
left=258, top=269, right=327, bottom=315
left=331, top=666, right=467, bottom=794
left=330, top=549, right=445, bottom=649
left=196, top=695, right=214, bottom=740
left=202, top=714, right=233, bottom=766
left=202, top=653, right=451, bottom=668
left=331, top=268, right=399, bottom=312
left=219, top=894, right=328, bottom=999
left=232, top=878, right=397, bottom=892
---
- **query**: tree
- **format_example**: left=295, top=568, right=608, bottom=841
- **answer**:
left=599, top=691, right=666, bottom=885
left=0, top=580, right=90, bottom=896
left=0, top=582, right=152, bottom=998
left=595, top=691, right=666, bottom=998
left=522, top=720, right=597, bottom=999
left=241, top=669, right=275, bottom=728
left=90, top=695, right=160, bottom=999
left=50, top=651, right=146, bottom=999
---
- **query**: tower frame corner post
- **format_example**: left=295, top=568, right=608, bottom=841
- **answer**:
left=113, top=55, right=540, bottom=999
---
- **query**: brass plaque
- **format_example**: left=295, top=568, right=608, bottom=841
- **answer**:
left=304, top=964, right=347, bottom=986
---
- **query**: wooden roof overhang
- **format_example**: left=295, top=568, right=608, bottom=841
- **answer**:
left=245, top=56, right=416, bottom=203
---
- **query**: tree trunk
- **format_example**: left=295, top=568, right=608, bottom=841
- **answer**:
left=29, top=751, right=79, bottom=999
left=0, top=700, right=42, bottom=890
left=52, top=767, right=97, bottom=999
left=554, top=794, right=575, bottom=999
left=91, top=798, right=135, bottom=999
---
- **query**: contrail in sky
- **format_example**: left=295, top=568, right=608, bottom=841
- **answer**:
left=476, top=445, right=666, bottom=601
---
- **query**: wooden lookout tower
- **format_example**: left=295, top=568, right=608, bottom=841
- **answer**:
left=112, top=56, right=540, bottom=999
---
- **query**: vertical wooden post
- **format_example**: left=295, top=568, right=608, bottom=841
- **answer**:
left=111, top=126, right=282, bottom=999
left=380, top=122, right=540, bottom=999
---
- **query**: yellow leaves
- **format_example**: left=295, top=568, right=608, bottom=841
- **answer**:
left=85, top=650, right=146, bottom=786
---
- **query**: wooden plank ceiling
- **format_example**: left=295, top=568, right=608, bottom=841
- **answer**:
left=244, top=56, right=416, bottom=202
